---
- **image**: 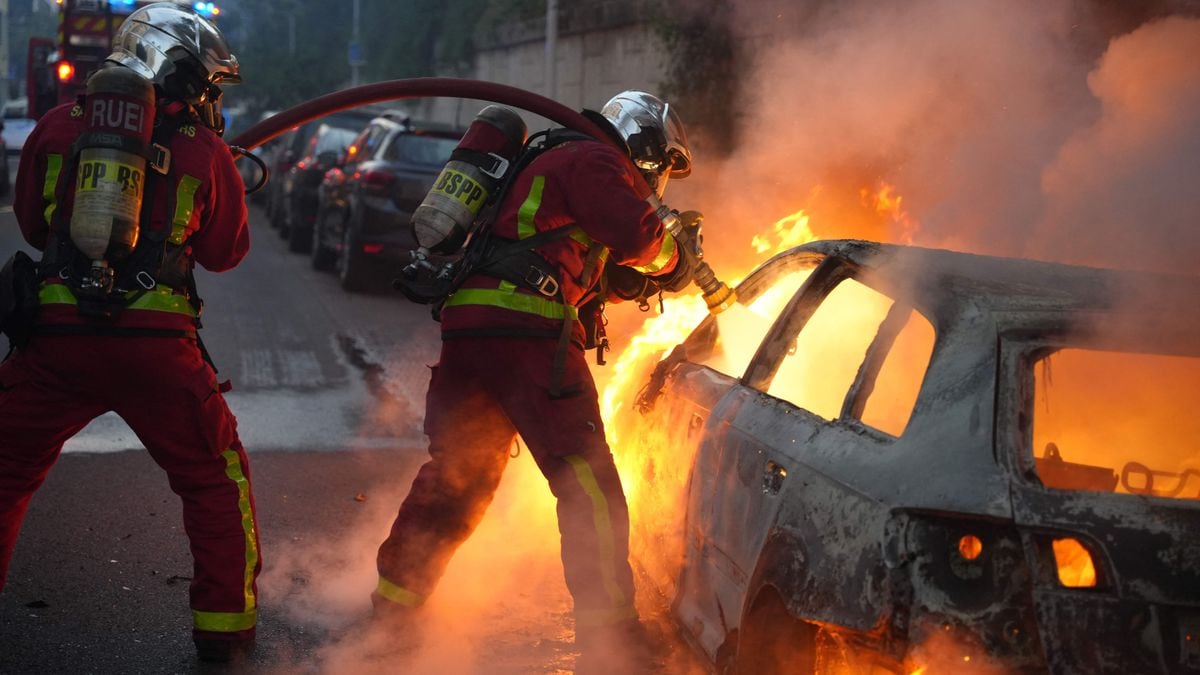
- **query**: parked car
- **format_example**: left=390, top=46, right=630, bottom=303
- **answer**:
left=311, top=113, right=463, bottom=292
left=1, top=114, right=36, bottom=156
left=262, top=108, right=377, bottom=231
left=279, top=123, right=359, bottom=253
left=621, top=239, right=1200, bottom=674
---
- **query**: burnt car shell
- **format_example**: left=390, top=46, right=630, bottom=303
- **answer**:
left=629, top=239, right=1200, bottom=673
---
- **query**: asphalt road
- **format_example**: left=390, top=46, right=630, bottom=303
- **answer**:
left=0, top=167, right=702, bottom=674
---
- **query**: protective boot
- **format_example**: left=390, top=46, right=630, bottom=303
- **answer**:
left=194, top=636, right=256, bottom=664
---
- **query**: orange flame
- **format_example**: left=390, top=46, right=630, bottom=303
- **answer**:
left=861, top=180, right=920, bottom=244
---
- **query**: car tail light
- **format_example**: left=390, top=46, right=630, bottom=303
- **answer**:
left=362, top=170, right=396, bottom=190
left=1051, top=537, right=1098, bottom=588
left=957, top=534, right=984, bottom=561
left=362, top=243, right=384, bottom=254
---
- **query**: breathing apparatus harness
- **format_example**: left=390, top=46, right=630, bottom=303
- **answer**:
left=36, top=98, right=208, bottom=344
left=400, top=126, right=618, bottom=398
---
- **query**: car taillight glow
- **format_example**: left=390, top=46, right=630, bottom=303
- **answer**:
left=362, top=243, right=384, bottom=254
left=1052, top=537, right=1098, bottom=588
left=362, top=170, right=396, bottom=189
left=957, top=535, right=983, bottom=561
left=56, top=61, right=75, bottom=82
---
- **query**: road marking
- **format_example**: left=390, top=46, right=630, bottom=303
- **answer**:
left=278, top=349, right=323, bottom=387
left=238, top=348, right=325, bottom=389
left=0, top=205, right=13, bottom=214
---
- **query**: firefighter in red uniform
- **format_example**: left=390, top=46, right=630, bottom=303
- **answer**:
left=0, top=4, right=257, bottom=663
left=374, top=91, right=697, bottom=670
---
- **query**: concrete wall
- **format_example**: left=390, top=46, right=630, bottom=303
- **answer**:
left=412, top=8, right=668, bottom=134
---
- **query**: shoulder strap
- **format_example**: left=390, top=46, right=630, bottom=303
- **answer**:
left=113, top=113, right=180, bottom=293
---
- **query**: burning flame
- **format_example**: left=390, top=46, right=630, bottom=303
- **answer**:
left=862, top=181, right=920, bottom=244
left=751, top=207, right=817, bottom=254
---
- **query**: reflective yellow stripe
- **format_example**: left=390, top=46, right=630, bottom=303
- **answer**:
left=221, top=448, right=259, bottom=614
left=171, top=175, right=202, bottom=245
left=562, top=454, right=626, bottom=609
left=631, top=232, right=677, bottom=275
left=575, top=604, right=639, bottom=628
left=193, top=608, right=257, bottom=633
left=569, top=229, right=594, bottom=247
left=38, top=283, right=198, bottom=317
left=445, top=286, right=578, bottom=321
left=376, top=577, right=425, bottom=607
left=516, top=175, right=545, bottom=240
left=43, top=154, right=63, bottom=226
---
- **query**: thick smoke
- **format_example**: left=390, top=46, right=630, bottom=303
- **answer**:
left=668, top=0, right=1200, bottom=273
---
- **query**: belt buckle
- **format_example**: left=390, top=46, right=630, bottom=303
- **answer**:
left=525, top=267, right=560, bottom=297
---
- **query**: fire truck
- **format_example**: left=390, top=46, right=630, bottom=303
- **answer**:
left=26, top=0, right=222, bottom=121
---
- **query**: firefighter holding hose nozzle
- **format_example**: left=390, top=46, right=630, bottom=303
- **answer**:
left=376, top=91, right=700, bottom=671
left=0, top=3, right=258, bottom=664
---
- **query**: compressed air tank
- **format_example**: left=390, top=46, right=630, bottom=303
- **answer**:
left=69, top=66, right=156, bottom=265
left=412, top=105, right=527, bottom=254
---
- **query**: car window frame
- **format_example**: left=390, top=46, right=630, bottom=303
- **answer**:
left=740, top=256, right=937, bottom=440
left=998, top=320, right=1200, bottom=494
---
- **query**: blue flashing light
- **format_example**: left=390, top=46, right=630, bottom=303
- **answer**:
left=193, top=2, right=216, bottom=17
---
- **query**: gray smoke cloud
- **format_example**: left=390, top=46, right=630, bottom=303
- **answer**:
left=669, top=0, right=1200, bottom=274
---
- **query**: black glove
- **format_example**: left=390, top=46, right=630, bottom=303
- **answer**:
left=657, top=210, right=703, bottom=293
left=605, top=263, right=658, bottom=303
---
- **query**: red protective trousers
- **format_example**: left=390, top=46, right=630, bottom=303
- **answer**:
left=376, top=336, right=638, bottom=629
left=0, top=336, right=260, bottom=643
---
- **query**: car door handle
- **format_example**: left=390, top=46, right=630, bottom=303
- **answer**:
left=763, top=460, right=788, bottom=495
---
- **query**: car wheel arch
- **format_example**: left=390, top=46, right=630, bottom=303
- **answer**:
left=729, top=533, right=903, bottom=674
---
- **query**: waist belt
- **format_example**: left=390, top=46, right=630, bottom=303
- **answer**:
left=32, top=324, right=198, bottom=339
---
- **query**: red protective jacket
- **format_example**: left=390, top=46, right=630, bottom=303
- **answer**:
left=440, top=138, right=679, bottom=340
left=14, top=100, right=249, bottom=333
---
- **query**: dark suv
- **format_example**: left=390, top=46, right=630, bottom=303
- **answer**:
left=310, top=113, right=463, bottom=292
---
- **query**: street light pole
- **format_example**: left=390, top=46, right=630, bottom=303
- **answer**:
left=351, top=0, right=361, bottom=87
left=545, top=0, right=557, bottom=100
left=0, top=0, right=8, bottom=111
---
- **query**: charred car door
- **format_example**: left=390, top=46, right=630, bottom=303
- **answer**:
left=999, top=331, right=1200, bottom=674
left=670, top=251, right=941, bottom=662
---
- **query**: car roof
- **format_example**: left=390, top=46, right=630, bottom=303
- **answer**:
left=366, top=112, right=465, bottom=138
left=779, top=239, right=1200, bottom=311
left=752, top=240, right=1200, bottom=350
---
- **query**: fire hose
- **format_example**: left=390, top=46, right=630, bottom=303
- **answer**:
left=228, top=77, right=733, bottom=313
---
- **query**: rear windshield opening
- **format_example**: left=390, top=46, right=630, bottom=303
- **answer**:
left=1032, top=348, right=1200, bottom=501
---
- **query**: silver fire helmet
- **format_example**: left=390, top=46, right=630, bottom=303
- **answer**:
left=599, top=90, right=692, bottom=197
left=107, top=2, right=240, bottom=101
